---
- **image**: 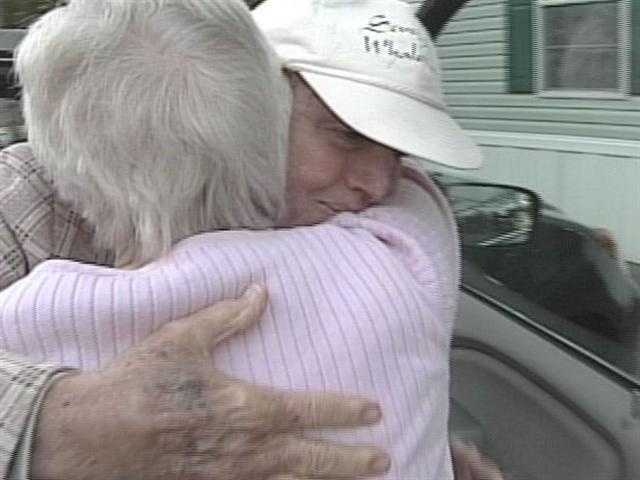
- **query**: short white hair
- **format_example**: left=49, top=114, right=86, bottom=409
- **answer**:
left=15, top=0, right=291, bottom=266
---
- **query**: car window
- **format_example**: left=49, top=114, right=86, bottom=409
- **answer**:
left=432, top=0, right=640, bottom=385
left=436, top=171, right=640, bottom=380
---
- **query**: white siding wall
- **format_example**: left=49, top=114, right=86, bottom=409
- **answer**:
left=426, top=132, right=640, bottom=262
left=438, top=0, right=640, bottom=142
left=439, top=1, right=507, bottom=96
left=435, top=1, right=640, bottom=262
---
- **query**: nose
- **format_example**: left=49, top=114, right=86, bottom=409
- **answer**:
left=345, top=147, right=400, bottom=207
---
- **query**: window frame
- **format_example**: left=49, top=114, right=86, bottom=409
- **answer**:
left=533, top=0, right=633, bottom=99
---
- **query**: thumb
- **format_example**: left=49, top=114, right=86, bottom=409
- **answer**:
left=186, top=284, right=268, bottom=352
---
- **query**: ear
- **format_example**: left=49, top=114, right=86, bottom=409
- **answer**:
left=416, top=0, right=471, bottom=39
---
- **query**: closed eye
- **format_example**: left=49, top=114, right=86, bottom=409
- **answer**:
left=341, top=130, right=365, bottom=142
left=327, top=125, right=369, bottom=148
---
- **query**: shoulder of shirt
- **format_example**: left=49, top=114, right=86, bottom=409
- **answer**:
left=331, top=169, right=458, bottom=251
left=19, top=170, right=457, bottom=286
left=0, top=142, right=49, bottom=182
left=157, top=170, right=456, bottom=269
left=327, top=169, right=461, bottom=317
left=0, top=144, right=50, bottom=289
left=0, top=144, right=110, bottom=284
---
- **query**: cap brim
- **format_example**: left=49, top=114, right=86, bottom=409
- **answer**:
left=300, top=71, right=483, bottom=170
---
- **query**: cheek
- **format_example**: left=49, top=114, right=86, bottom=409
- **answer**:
left=287, top=144, right=346, bottom=197
left=281, top=148, right=345, bottom=226
left=279, top=188, right=331, bottom=227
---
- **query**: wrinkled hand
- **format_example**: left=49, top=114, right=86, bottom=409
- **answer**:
left=451, top=441, right=505, bottom=480
left=32, top=285, right=390, bottom=480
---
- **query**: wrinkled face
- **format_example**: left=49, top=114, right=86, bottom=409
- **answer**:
left=279, top=76, right=402, bottom=227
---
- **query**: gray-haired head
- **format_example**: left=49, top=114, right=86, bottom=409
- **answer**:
left=15, top=0, right=291, bottom=266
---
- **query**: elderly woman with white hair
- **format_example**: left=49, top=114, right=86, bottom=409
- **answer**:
left=13, top=0, right=290, bottom=269
left=0, top=0, right=504, bottom=479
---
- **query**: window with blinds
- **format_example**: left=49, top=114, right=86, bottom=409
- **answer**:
left=536, top=0, right=631, bottom=96
left=541, top=1, right=621, bottom=91
left=508, top=0, right=639, bottom=96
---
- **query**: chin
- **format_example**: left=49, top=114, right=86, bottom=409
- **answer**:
left=281, top=209, right=333, bottom=227
left=278, top=199, right=338, bottom=227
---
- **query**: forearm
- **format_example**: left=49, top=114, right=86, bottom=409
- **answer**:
left=29, top=372, right=105, bottom=480
left=0, top=350, right=71, bottom=480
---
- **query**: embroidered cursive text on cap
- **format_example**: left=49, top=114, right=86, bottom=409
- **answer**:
left=362, top=15, right=423, bottom=62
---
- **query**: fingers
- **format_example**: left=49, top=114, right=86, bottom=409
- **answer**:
left=204, top=284, right=268, bottom=346
left=168, top=284, right=268, bottom=354
left=451, top=441, right=504, bottom=480
left=269, top=437, right=390, bottom=478
left=248, top=387, right=383, bottom=431
left=451, top=442, right=473, bottom=480
left=207, top=381, right=382, bottom=432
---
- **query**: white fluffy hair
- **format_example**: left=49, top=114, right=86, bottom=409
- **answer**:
left=15, top=0, right=291, bottom=266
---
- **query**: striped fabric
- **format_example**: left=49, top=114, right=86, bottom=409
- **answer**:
left=0, top=143, right=114, bottom=290
left=0, top=350, right=68, bottom=479
left=0, top=143, right=103, bottom=478
left=0, top=174, right=459, bottom=479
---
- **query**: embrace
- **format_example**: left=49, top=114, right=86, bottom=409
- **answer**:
left=0, top=0, right=502, bottom=479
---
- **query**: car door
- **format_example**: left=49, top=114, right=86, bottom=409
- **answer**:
left=449, top=267, right=640, bottom=480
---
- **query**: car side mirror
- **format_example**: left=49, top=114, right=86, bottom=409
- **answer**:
left=445, top=183, right=540, bottom=248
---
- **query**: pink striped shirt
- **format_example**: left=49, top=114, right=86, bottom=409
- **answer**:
left=0, top=172, right=459, bottom=479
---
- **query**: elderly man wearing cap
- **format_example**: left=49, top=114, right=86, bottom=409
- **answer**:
left=0, top=0, right=502, bottom=479
left=253, top=0, right=482, bottom=173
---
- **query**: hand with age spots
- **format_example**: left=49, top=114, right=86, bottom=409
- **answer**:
left=31, top=285, right=390, bottom=480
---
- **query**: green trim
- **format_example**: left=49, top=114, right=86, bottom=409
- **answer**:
left=632, top=0, right=640, bottom=95
left=508, top=0, right=533, bottom=94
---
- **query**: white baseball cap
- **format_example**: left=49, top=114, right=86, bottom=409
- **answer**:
left=253, top=0, right=482, bottom=170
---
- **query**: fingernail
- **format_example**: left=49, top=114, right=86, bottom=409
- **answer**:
left=361, top=404, right=382, bottom=424
left=370, top=453, right=391, bottom=474
left=244, top=284, right=264, bottom=301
